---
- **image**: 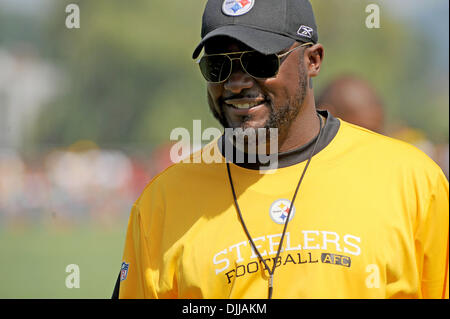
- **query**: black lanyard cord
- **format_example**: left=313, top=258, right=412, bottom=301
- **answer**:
left=226, top=113, right=323, bottom=299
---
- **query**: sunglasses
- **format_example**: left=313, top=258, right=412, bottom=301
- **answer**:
left=197, top=42, right=313, bottom=83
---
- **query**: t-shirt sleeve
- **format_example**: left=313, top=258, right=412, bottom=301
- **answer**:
left=416, top=170, right=449, bottom=299
left=116, top=175, right=174, bottom=299
left=117, top=203, right=152, bottom=298
left=119, top=198, right=167, bottom=299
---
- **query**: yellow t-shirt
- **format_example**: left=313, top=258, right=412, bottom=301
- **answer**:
left=116, top=115, right=449, bottom=299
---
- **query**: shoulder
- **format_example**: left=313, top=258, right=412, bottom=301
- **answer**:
left=332, top=120, right=448, bottom=194
left=338, top=120, right=440, bottom=168
left=137, top=138, right=225, bottom=202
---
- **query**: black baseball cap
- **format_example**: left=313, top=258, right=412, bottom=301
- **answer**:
left=192, top=0, right=318, bottom=59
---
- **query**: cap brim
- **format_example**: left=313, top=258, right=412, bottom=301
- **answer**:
left=192, top=25, right=295, bottom=59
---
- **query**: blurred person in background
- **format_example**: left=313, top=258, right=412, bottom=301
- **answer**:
left=316, top=74, right=384, bottom=134
left=0, top=150, right=27, bottom=227
left=317, top=75, right=448, bottom=178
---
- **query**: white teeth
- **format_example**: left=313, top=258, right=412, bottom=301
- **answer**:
left=230, top=102, right=259, bottom=109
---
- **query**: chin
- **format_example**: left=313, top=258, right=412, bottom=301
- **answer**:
left=235, top=117, right=271, bottom=130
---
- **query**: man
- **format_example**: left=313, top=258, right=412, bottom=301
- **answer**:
left=113, top=0, right=448, bottom=299
left=317, top=75, right=385, bottom=134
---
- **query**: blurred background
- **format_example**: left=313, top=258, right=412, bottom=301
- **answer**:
left=0, top=0, right=448, bottom=298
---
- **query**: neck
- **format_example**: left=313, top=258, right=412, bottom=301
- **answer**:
left=219, top=110, right=339, bottom=170
left=277, top=93, right=320, bottom=153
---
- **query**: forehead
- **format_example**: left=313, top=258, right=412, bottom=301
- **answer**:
left=204, top=36, right=253, bottom=54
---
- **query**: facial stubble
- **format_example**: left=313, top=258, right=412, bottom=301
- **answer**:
left=208, top=52, right=309, bottom=153
left=263, top=60, right=308, bottom=145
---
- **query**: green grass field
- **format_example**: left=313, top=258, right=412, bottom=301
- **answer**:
left=0, top=224, right=127, bottom=298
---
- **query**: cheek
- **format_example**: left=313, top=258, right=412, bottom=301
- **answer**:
left=266, top=61, right=304, bottom=104
left=207, top=83, right=223, bottom=99
left=207, top=84, right=223, bottom=108
left=262, top=76, right=295, bottom=107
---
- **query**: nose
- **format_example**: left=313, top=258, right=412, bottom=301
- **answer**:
left=223, top=60, right=254, bottom=93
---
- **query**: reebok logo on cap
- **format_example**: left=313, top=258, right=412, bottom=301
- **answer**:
left=222, top=0, right=255, bottom=17
left=297, top=25, right=314, bottom=38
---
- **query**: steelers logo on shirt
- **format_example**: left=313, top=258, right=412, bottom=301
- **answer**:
left=269, top=199, right=296, bottom=224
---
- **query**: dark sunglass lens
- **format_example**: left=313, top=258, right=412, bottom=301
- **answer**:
left=199, top=55, right=231, bottom=82
left=241, top=52, right=279, bottom=78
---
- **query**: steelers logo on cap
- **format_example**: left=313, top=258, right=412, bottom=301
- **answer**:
left=222, top=0, right=255, bottom=17
left=269, top=199, right=296, bottom=224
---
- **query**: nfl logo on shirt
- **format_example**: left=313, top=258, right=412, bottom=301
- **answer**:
left=120, top=262, right=129, bottom=281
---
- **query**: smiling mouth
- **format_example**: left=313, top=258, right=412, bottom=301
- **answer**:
left=227, top=101, right=261, bottom=109
left=224, top=98, right=268, bottom=110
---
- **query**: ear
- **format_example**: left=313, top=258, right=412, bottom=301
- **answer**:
left=305, top=43, right=324, bottom=78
